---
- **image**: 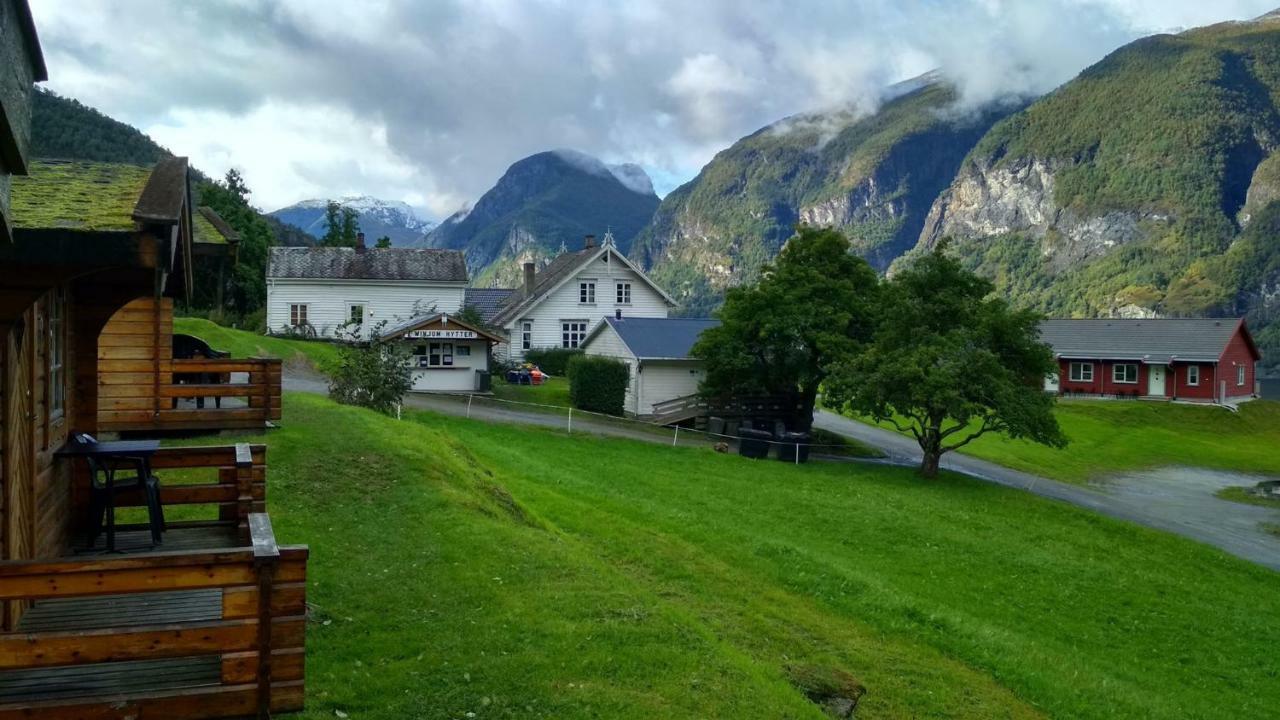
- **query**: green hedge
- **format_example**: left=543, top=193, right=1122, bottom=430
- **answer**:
left=567, top=355, right=630, bottom=416
left=525, top=347, right=583, bottom=376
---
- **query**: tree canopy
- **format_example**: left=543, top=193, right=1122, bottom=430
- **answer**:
left=692, top=226, right=879, bottom=430
left=197, top=169, right=276, bottom=326
left=321, top=201, right=362, bottom=247
left=824, top=245, right=1066, bottom=477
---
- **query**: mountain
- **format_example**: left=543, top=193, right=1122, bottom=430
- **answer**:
left=630, top=74, right=1019, bottom=316
left=915, top=13, right=1280, bottom=372
left=268, top=196, right=436, bottom=247
left=423, top=150, right=660, bottom=286
left=30, top=88, right=174, bottom=166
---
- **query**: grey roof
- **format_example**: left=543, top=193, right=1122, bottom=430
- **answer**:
left=1038, top=318, right=1255, bottom=363
left=268, top=246, right=467, bottom=282
left=464, top=288, right=517, bottom=323
left=593, top=316, right=720, bottom=360
left=491, top=248, right=595, bottom=326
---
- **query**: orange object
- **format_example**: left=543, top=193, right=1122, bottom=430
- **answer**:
left=529, top=368, right=545, bottom=385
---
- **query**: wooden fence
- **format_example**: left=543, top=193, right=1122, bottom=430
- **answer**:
left=99, top=357, right=283, bottom=432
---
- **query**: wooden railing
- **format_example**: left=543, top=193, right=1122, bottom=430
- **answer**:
left=99, top=357, right=283, bottom=432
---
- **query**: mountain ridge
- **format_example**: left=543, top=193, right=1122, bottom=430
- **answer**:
left=268, top=195, right=436, bottom=247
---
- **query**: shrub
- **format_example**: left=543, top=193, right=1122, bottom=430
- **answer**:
left=525, top=347, right=582, bottom=376
left=567, top=355, right=630, bottom=416
left=328, top=323, right=412, bottom=414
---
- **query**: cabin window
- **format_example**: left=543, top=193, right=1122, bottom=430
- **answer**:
left=290, top=304, right=308, bottom=327
left=48, top=288, right=66, bottom=419
left=561, top=320, right=588, bottom=348
left=1187, top=365, right=1200, bottom=386
left=1112, top=363, right=1138, bottom=384
left=1237, top=364, right=1246, bottom=386
left=428, top=342, right=454, bottom=367
left=616, top=282, right=632, bottom=304
left=521, top=321, right=533, bottom=351
left=579, top=281, right=596, bottom=304
left=456, top=345, right=471, bottom=357
left=1068, top=362, right=1093, bottom=382
left=348, top=303, right=365, bottom=325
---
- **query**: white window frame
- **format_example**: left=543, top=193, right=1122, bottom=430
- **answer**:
left=1111, top=363, right=1138, bottom=384
left=427, top=342, right=454, bottom=367
left=1187, top=365, right=1200, bottom=386
left=347, top=302, right=366, bottom=325
left=289, top=303, right=309, bottom=327
left=1068, top=362, right=1093, bottom=382
left=579, top=281, right=596, bottom=305
left=616, top=281, right=632, bottom=305
left=1237, top=364, right=1246, bottom=386
left=561, top=320, right=588, bottom=349
left=521, top=321, right=533, bottom=351
left=48, top=288, right=66, bottom=420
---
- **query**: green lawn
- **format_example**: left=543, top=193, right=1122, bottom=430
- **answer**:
left=173, top=317, right=340, bottom=372
left=490, top=375, right=572, bottom=407
left=855, top=400, right=1280, bottom=483
left=206, top=393, right=1277, bottom=719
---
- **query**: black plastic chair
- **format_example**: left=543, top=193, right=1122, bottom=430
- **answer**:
left=84, top=451, right=165, bottom=549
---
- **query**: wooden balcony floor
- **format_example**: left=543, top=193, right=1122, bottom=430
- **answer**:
left=73, top=522, right=242, bottom=555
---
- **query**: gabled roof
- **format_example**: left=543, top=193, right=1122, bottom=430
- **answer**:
left=1038, top=318, right=1260, bottom=364
left=194, top=206, right=239, bottom=245
left=464, top=288, right=517, bottom=323
left=490, top=244, right=675, bottom=327
left=268, top=246, right=468, bottom=282
left=585, top=316, right=719, bottom=360
left=379, top=312, right=505, bottom=344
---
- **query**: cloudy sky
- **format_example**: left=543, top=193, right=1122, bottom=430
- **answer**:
left=29, top=0, right=1277, bottom=218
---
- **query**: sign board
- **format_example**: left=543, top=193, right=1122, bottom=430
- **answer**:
left=404, top=329, right=477, bottom=339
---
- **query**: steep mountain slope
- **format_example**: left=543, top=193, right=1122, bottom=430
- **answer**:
left=268, top=196, right=435, bottom=247
left=30, top=88, right=173, bottom=166
left=631, top=78, right=1018, bottom=315
left=423, top=150, right=660, bottom=286
left=917, top=14, right=1280, bottom=371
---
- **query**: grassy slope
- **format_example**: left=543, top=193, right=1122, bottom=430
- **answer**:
left=173, top=317, right=340, bottom=372
left=856, top=400, right=1280, bottom=483
left=219, top=394, right=1277, bottom=719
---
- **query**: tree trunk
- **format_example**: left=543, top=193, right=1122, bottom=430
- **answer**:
left=795, top=385, right=818, bottom=431
left=918, top=422, right=943, bottom=478
left=920, top=449, right=941, bottom=478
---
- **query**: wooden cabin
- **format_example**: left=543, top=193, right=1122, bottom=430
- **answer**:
left=0, top=3, right=307, bottom=716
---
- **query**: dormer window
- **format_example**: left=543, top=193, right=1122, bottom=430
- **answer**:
left=579, top=281, right=596, bottom=304
left=616, top=282, right=631, bottom=304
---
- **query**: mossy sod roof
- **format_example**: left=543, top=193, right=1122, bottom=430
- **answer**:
left=193, top=208, right=226, bottom=245
left=10, top=160, right=152, bottom=232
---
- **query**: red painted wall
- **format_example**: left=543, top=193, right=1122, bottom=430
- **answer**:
left=1057, top=359, right=1149, bottom=396
left=1170, top=362, right=1215, bottom=400
left=1219, top=326, right=1259, bottom=399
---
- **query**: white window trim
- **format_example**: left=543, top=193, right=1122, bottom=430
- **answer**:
left=579, top=280, right=597, bottom=305
left=347, top=302, right=367, bottom=325
left=289, top=303, right=309, bottom=327
left=561, top=320, right=588, bottom=349
left=521, top=320, right=533, bottom=351
left=1237, top=364, right=1246, bottom=386
left=1111, top=363, right=1138, bottom=384
left=1068, top=362, right=1093, bottom=382
left=1187, top=365, right=1200, bottom=386
left=616, top=281, right=632, bottom=305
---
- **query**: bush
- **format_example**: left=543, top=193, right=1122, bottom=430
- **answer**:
left=328, top=324, right=412, bottom=414
left=567, top=355, right=630, bottom=416
left=525, top=347, right=582, bottom=376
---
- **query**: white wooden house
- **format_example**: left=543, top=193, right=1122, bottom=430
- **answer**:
left=489, top=235, right=675, bottom=363
left=266, top=244, right=469, bottom=340
left=581, top=316, right=719, bottom=416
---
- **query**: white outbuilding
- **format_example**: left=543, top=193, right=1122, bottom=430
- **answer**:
left=580, top=316, right=719, bottom=417
left=380, top=312, right=505, bottom=393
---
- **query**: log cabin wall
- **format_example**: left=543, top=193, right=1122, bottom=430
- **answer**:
left=97, top=295, right=171, bottom=431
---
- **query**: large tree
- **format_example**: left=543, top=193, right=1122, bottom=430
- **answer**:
left=824, top=246, right=1066, bottom=477
left=198, top=169, right=275, bottom=323
left=321, top=201, right=361, bottom=247
left=692, top=226, right=879, bottom=430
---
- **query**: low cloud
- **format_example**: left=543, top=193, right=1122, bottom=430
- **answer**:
left=29, top=0, right=1276, bottom=215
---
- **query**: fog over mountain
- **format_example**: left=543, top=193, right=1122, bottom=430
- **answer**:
left=28, top=1, right=1277, bottom=215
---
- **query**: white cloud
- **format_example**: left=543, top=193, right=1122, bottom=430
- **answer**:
left=27, top=0, right=1279, bottom=215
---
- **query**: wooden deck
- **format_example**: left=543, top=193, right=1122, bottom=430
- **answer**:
left=0, top=444, right=308, bottom=719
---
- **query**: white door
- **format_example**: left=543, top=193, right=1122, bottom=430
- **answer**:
left=1044, top=373, right=1060, bottom=393
left=1147, top=364, right=1166, bottom=397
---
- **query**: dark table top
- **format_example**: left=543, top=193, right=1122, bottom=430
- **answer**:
left=56, top=439, right=161, bottom=458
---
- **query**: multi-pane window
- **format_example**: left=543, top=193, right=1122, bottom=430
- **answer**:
left=1187, top=365, right=1200, bottom=386
left=616, top=282, right=632, bottom=304
left=1111, top=363, right=1138, bottom=384
left=348, top=304, right=365, bottom=324
left=579, top=281, right=596, bottom=304
left=48, top=288, right=66, bottom=418
left=562, top=320, right=588, bottom=348
left=1237, top=364, right=1246, bottom=386
left=1068, top=362, right=1093, bottom=382
left=521, top=321, right=533, bottom=351
left=289, top=304, right=308, bottom=327
left=428, top=342, right=454, bottom=367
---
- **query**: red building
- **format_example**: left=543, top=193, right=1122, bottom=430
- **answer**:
left=1039, top=318, right=1262, bottom=403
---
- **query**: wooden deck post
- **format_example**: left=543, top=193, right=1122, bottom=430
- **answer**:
left=235, top=444, right=254, bottom=544
left=249, top=513, right=281, bottom=719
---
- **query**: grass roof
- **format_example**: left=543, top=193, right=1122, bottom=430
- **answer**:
left=10, top=160, right=152, bottom=232
left=193, top=208, right=227, bottom=245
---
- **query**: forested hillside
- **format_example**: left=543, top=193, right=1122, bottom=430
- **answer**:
left=631, top=78, right=1017, bottom=316
left=917, top=15, right=1280, bottom=371
left=31, top=88, right=172, bottom=165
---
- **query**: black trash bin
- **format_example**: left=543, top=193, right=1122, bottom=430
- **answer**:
left=737, top=427, right=773, bottom=459
left=775, top=431, right=811, bottom=463
left=476, top=370, right=492, bottom=393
